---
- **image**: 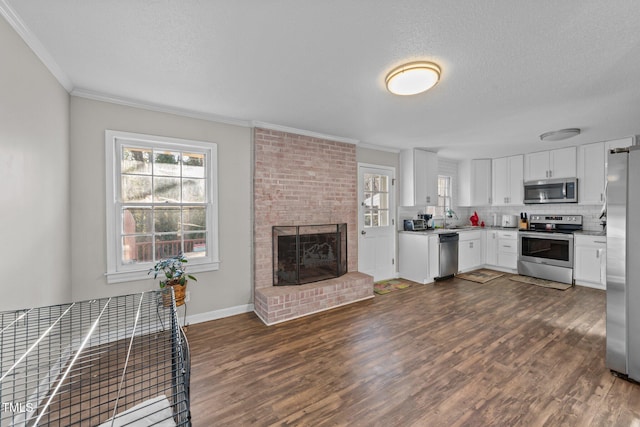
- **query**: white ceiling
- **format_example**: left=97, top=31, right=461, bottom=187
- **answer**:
left=4, top=1, right=640, bottom=158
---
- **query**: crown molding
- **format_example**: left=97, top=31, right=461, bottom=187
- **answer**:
left=71, top=88, right=253, bottom=127
left=357, top=142, right=401, bottom=153
left=0, top=0, right=73, bottom=91
left=252, top=121, right=359, bottom=145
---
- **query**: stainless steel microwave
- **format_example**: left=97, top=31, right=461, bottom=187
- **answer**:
left=523, top=178, right=578, bottom=204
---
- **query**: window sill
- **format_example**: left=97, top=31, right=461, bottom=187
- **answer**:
left=105, top=261, right=220, bottom=284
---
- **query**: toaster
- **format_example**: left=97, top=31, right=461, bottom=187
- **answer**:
left=404, top=219, right=428, bottom=231
left=501, top=214, right=519, bottom=228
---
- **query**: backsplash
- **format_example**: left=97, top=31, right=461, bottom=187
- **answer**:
left=399, top=204, right=605, bottom=232
left=456, top=204, right=605, bottom=232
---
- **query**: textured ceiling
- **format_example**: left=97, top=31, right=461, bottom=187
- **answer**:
left=4, top=1, right=640, bottom=158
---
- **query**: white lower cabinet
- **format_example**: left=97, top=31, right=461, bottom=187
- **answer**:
left=485, top=230, right=499, bottom=266
left=400, top=229, right=520, bottom=283
left=574, top=234, right=607, bottom=289
left=497, top=231, right=518, bottom=270
left=399, top=233, right=428, bottom=284
left=458, top=230, right=483, bottom=272
left=484, top=229, right=518, bottom=271
left=428, top=234, right=439, bottom=280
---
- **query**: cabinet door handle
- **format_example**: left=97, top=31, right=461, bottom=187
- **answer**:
left=593, top=241, right=606, bottom=244
left=470, top=242, right=473, bottom=248
left=596, top=249, right=599, bottom=259
left=600, top=193, right=603, bottom=202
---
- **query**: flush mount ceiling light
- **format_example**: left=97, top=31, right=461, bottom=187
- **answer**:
left=385, top=61, right=441, bottom=96
left=539, top=128, right=581, bottom=141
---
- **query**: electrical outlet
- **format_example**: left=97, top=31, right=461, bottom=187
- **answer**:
left=184, top=291, right=191, bottom=303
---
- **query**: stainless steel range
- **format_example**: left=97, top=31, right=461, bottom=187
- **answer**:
left=518, top=214, right=583, bottom=284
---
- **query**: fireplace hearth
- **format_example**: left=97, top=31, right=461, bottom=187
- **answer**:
left=273, top=224, right=347, bottom=286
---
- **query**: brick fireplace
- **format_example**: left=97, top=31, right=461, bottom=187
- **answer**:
left=253, top=128, right=373, bottom=325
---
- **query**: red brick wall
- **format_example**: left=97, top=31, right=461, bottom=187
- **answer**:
left=253, top=128, right=358, bottom=290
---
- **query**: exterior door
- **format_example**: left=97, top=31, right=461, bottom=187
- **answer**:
left=358, top=164, right=396, bottom=281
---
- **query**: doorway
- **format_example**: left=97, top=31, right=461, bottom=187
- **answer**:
left=358, top=164, right=396, bottom=282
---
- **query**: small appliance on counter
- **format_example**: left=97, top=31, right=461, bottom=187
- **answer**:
left=501, top=214, right=519, bottom=228
left=417, top=213, right=433, bottom=226
left=403, top=219, right=429, bottom=231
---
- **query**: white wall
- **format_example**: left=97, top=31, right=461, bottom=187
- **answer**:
left=0, top=16, right=71, bottom=311
left=356, top=146, right=399, bottom=170
left=69, top=97, right=253, bottom=319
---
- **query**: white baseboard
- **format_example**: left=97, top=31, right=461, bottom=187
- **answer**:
left=184, top=304, right=255, bottom=325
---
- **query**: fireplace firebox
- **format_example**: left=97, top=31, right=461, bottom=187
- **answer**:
left=273, top=224, right=347, bottom=286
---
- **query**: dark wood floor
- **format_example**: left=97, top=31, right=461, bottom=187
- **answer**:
left=186, top=274, right=640, bottom=426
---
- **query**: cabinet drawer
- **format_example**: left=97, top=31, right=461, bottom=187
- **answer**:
left=458, top=230, right=483, bottom=241
left=498, top=231, right=517, bottom=240
left=498, top=241, right=517, bottom=253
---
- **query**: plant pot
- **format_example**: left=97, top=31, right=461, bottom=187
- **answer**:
left=161, top=279, right=187, bottom=307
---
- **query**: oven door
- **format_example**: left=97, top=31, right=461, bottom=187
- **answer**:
left=519, top=231, right=574, bottom=268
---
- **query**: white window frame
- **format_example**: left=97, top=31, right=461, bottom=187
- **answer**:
left=105, top=130, right=219, bottom=284
left=428, top=175, right=452, bottom=219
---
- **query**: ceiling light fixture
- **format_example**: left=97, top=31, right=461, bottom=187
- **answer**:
left=539, top=128, right=581, bottom=141
left=385, top=61, right=441, bottom=96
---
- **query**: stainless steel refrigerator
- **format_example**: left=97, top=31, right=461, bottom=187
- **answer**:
left=606, top=146, right=640, bottom=381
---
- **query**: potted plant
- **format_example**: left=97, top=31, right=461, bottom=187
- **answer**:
left=149, top=253, right=197, bottom=307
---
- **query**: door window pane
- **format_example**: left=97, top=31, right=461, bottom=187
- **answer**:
left=363, top=172, right=390, bottom=228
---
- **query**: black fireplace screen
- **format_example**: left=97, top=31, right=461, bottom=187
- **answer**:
left=273, top=224, right=347, bottom=286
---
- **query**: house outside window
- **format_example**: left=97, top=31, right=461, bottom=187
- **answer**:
left=363, top=173, right=390, bottom=228
left=105, top=130, right=219, bottom=283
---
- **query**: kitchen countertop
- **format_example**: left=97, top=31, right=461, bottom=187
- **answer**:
left=400, top=227, right=606, bottom=236
left=574, top=230, right=607, bottom=237
left=399, top=226, right=520, bottom=235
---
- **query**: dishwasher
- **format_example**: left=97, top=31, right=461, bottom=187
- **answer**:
left=436, top=232, right=459, bottom=280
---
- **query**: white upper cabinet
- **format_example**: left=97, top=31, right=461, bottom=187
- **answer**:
left=524, top=146, right=576, bottom=181
left=578, top=137, right=636, bottom=205
left=458, top=159, right=492, bottom=206
left=604, top=137, right=636, bottom=171
left=400, top=149, right=438, bottom=206
left=492, top=155, right=523, bottom=205
left=577, top=142, right=605, bottom=204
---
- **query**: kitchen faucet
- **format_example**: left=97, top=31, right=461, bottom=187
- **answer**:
left=443, top=209, right=458, bottom=229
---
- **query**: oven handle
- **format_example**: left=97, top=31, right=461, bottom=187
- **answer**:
left=519, top=231, right=574, bottom=241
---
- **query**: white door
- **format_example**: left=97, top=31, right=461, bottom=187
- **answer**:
left=358, top=165, right=396, bottom=281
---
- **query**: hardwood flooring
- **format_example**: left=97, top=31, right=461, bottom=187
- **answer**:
left=186, top=275, right=640, bottom=426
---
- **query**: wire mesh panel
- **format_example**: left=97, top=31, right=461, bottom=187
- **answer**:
left=0, top=290, right=190, bottom=426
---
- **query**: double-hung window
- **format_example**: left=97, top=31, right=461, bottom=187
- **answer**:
left=427, top=175, right=452, bottom=218
left=105, top=130, right=219, bottom=283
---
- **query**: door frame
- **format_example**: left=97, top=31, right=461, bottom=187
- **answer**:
left=357, top=162, right=398, bottom=280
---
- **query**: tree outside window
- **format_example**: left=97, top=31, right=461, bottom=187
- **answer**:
left=105, top=130, right=219, bottom=284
